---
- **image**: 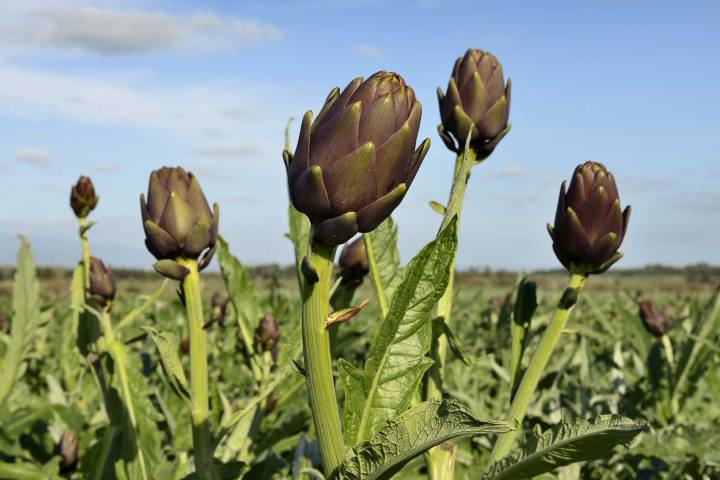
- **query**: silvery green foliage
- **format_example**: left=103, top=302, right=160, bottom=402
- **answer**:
left=484, top=414, right=649, bottom=480
left=339, top=399, right=510, bottom=480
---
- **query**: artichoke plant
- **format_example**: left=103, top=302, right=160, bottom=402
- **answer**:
left=338, top=237, right=369, bottom=285
left=70, top=176, right=98, bottom=219
left=87, top=256, right=116, bottom=307
left=548, top=161, right=631, bottom=275
left=284, top=71, right=430, bottom=246
left=438, top=48, right=511, bottom=157
left=639, top=300, right=669, bottom=338
left=140, top=167, right=219, bottom=280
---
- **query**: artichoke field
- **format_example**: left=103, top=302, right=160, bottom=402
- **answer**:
left=0, top=48, right=718, bottom=480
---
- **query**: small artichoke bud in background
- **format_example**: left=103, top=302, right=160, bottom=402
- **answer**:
left=70, top=176, right=99, bottom=219
left=338, top=237, right=369, bottom=285
left=256, top=314, right=281, bottom=361
left=211, top=292, right=228, bottom=327
left=88, top=257, right=116, bottom=307
left=438, top=49, right=511, bottom=157
left=548, top=162, right=631, bottom=275
left=55, top=429, right=79, bottom=474
left=285, top=71, right=430, bottom=246
left=639, top=300, right=669, bottom=338
left=140, top=167, right=219, bottom=279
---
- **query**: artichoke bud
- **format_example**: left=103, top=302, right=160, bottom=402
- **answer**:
left=87, top=257, right=116, bottom=307
left=211, top=292, right=228, bottom=327
left=285, top=71, right=430, bottom=246
left=438, top=49, right=511, bottom=157
left=548, top=161, right=631, bottom=275
left=70, top=176, right=99, bottom=219
left=639, top=300, right=669, bottom=338
left=338, top=237, right=369, bottom=285
left=55, top=429, right=79, bottom=474
left=256, top=314, right=281, bottom=361
left=140, top=167, right=219, bottom=276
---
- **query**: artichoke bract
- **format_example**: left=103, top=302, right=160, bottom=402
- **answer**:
left=548, top=161, right=631, bottom=275
left=88, top=256, right=116, bottom=306
left=284, top=71, right=430, bottom=246
left=639, top=300, right=669, bottom=338
left=338, top=237, right=369, bottom=285
left=438, top=48, right=511, bottom=157
left=70, top=176, right=98, bottom=219
left=140, top=167, right=219, bottom=279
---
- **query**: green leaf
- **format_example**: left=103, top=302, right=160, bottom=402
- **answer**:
left=365, top=217, right=402, bottom=301
left=217, top=236, right=261, bottom=357
left=343, top=219, right=458, bottom=445
left=338, top=399, right=510, bottom=480
left=0, top=461, right=61, bottom=480
left=0, top=237, right=41, bottom=404
left=116, top=280, right=168, bottom=335
left=286, top=204, right=311, bottom=292
left=142, top=327, right=191, bottom=404
left=433, top=317, right=472, bottom=366
left=509, top=278, right=537, bottom=394
left=484, top=414, right=649, bottom=480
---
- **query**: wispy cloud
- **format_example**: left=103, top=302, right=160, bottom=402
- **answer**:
left=484, top=164, right=527, bottom=178
left=14, top=147, right=53, bottom=166
left=0, top=6, right=281, bottom=56
left=355, top=43, right=383, bottom=59
left=93, top=162, right=121, bottom=173
left=194, top=143, right=261, bottom=159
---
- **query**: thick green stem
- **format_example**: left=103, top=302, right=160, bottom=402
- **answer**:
left=489, top=273, right=587, bottom=464
left=363, top=234, right=389, bottom=319
left=79, top=217, right=91, bottom=290
left=424, top=148, right=476, bottom=480
left=302, top=241, right=344, bottom=478
left=179, top=259, right=218, bottom=480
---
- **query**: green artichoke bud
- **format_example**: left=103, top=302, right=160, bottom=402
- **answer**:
left=438, top=49, right=511, bottom=157
left=88, top=256, right=116, bottom=307
left=70, top=176, right=98, bottom=219
left=338, top=237, right=369, bottom=285
left=548, top=162, right=631, bottom=275
left=140, top=167, right=219, bottom=278
left=284, top=71, right=430, bottom=246
left=639, top=300, right=668, bottom=338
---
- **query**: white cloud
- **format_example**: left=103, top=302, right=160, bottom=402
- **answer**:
left=355, top=43, right=383, bottom=59
left=0, top=6, right=281, bottom=56
left=94, top=162, right=121, bottom=173
left=194, top=143, right=262, bottom=159
left=14, top=147, right=53, bottom=165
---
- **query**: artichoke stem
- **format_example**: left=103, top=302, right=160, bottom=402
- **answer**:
left=179, top=258, right=218, bottom=480
left=488, top=272, right=587, bottom=464
left=78, top=216, right=91, bottom=291
left=424, top=146, right=476, bottom=480
left=302, top=240, right=345, bottom=477
left=363, top=234, right=388, bottom=318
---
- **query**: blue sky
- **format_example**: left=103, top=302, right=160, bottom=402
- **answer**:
left=0, top=0, right=718, bottom=270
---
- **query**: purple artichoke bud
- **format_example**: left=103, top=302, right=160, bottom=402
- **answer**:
left=211, top=292, right=228, bottom=327
left=55, top=429, right=79, bottom=474
left=284, top=71, right=430, bottom=246
left=548, top=162, right=631, bottom=275
left=256, top=314, right=280, bottom=358
left=88, top=257, right=116, bottom=306
left=70, top=176, right=98, bottom=219
left=140, top=167, right=219, bottom=277
left=338, top=237, right=369, bottom=285
left=639, top=300, right=669, bottom=338
left=438, top=49, right=511, bottom=157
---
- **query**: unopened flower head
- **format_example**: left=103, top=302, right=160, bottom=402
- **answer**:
left=639, top=300, right=669, bottom=338
left=88, top=256, right=116, bottom=307
left=338, top=237, right=369, bottom=285
left=140, top=167, right=219, bottom=278
left=548, top=161, right=630, bottom=275
left=285, top=71, right=430, bottom=246
left=438, top=49, right=511, bottom=157
left=70, top=176, right=98, bottom=219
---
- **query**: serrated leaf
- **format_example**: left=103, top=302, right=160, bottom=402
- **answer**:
left=143, top=327, right=191, bottom=404
left=484, top=414, right=649, bottom=480
left=365, top=217, right=402, bottom=302
left=345, top=219, right=458, bottom=445
left=0, top=237, right=41, bottom=404
left=217, top=236, right=261, bottom=357
left=339, top=399, right=510, bottom=480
